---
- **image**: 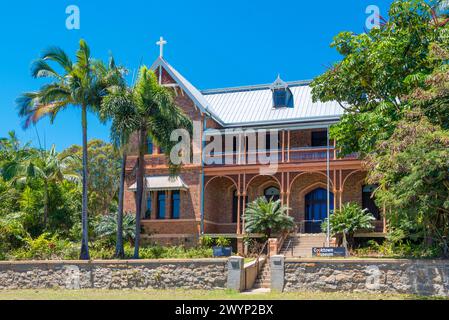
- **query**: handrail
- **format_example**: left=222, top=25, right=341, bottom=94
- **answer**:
left=284, top=238, right=293, bottom=257
left=255, top=240, right=269, bottom=273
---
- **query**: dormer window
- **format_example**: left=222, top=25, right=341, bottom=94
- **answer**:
left=271, top=75, right=293, bottom=108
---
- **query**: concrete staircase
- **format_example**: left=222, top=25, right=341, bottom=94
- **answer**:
left=280, top=234, right=327, bottom=258
left=252, top=260, right=271, bottom=289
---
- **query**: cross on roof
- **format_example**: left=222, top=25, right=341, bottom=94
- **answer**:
left=156, top=36, right=167, bottom=58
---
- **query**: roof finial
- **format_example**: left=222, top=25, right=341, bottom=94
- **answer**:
left=156, top=36, right=167, bottom=58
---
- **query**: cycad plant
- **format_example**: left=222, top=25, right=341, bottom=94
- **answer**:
left=95, top=212, right=136, bottom=246
left=322, top=202, right=375, bottom=255
left=244, top=197, right=295, bottom=239
left=16, top=39, right=123, bottom=259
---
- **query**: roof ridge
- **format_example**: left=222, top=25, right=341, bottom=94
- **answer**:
left=201, top=79, right=312, bottom=95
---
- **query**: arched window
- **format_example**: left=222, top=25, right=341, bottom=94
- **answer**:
left=304, top=188, right=334, bottom=233
left=264, top=186, right=280, bottom=202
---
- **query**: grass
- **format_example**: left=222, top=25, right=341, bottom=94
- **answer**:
left=0, top=289, right=444, bottom=300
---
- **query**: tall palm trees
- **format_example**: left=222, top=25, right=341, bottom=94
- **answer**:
left=102, top=66, right=191, bottom=258
left=17, top=40, right=122, bottom=259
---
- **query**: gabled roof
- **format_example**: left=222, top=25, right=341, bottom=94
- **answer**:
left=150, top=57, right=224, bottom=125
left=150, top=57, right=344, bottom=128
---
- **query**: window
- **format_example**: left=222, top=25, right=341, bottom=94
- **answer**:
left=171, top=191, right=181, bottom=219
left=273, top=89, right=287, bottom=106
left=362, top=185, right=380, bottom=220
left=147, top=138, right=153, bottom=155
left=264, top=186, right=280, bottom=202
left=311, top=131, right=328, bottom=147
left=145, top=193, right=152, bottom=219
left=157, top=191, right=166, bottom=219
left=271, top=75, right=293, bottom=108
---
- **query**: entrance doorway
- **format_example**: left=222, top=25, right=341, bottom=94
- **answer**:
left=304, top=188, right=334, bottom=233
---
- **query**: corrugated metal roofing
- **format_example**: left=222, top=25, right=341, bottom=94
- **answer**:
left=201, top=83, right=344, bottom=127
left=151, top=57, right=344, bottom=127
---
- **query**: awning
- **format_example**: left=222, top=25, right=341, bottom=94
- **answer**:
left=128, top=176, right=188, bottom=192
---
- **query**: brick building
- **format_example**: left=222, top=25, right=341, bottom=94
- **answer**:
left=124, top=49, right=385, bottom=250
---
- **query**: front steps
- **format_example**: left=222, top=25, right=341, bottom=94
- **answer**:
left=280, top=234, right=327, bottom=258
left=252, top=260, right=271, bottom=289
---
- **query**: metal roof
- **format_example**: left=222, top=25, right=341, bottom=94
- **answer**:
left=150, top=58, right=344, bottom=128
left=201, top=83, right=344, bottom=127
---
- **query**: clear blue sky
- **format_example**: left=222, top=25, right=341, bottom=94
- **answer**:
left=0, top=0, right=393, bottom=150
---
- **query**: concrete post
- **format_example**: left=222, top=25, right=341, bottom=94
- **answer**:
left=227, top=256, right=244, bottom=292
left=270, top=255, right=284, bottom=292
left=268, top=238, right=278, bottom=256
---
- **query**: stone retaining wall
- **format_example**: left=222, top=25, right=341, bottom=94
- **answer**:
left=283, top=258, right=449, bottom=296
left=0, top=259, right=227, bottom=290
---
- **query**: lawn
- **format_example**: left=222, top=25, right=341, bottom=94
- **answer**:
left=0, top=289, right=443, bottom=300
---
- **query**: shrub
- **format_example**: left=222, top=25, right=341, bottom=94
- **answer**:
left=215, top=237, right=231, bottom=247
left=95, top=212, right=136, bottom=245
left=199, top=235, right=214, bottom=248
left=322, top=202, right=375, bottom=255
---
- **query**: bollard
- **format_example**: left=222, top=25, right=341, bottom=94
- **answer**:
left=270, top=255, right=285, bottom=292
left=227, top=256, right=244, bottom=292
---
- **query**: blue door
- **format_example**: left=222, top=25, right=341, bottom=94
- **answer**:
left=305, top=188, right=334, bottom=233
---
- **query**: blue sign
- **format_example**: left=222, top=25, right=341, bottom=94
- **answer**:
left=312, top=247, right=346, bottom=257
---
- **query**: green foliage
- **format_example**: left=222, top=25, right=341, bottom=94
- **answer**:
left=366, top=118, right=449, bottom=251
left=63, top=140, right=121, bottom=216
left=95, top=212, right=136, bottom=245
left=199, top=235, right=214, bottom=248
left=322, top=203, right=375, bottom=252
left=244, top=197, right=295, bottom=238
left=354, top=239, right=442, bottom=258
left=215, top=237, right=231, bottom=247
left=311, top=0, right=449, bottom=156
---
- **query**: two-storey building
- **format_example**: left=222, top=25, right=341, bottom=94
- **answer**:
left=124, top=52, right=385, bottom=253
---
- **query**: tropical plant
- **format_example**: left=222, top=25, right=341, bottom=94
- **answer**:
left=311, top=0, right=449, bottom=156
left=100, top=66, right=191, bottom=258
left=366, top=117, right=449, bottom=253
left=95, top=212, right=136, bottom=245
left=322, top=202, right=375, bottom=255
left=199, top=235, right=214, bottom=248
left=2, top=145, right=80, bottom=228
left=244, top=197, right=295, bottom=239
left=16, top=39, right=123, bottom=259
left=100, top=75, right=138, bottom=258
left=215, top=237, right=231, bottom=247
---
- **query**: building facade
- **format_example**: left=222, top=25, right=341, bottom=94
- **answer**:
left=123, top=55, right=384, bottom=249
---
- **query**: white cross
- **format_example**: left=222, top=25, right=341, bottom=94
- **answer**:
left=156, top=36, right=167, bottom=58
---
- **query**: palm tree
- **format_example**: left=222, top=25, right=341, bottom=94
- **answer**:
left=244, top=197, right=295, bottom=239
left=16, top=39, right=123, bottom=259
left=101, top=82, right=137, bottom=258
left=2, top=145, right=80, bottom=227
left=102, top=66, right=191, bottom=259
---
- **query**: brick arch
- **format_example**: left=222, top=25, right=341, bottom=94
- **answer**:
left=245, top=174, right=281, bottom=194
left=288, top=171, right=334, bottom=191
left=204, top=175, right=238, bottom=234
left=205, top=175, right=238, bottom=192
left=341, top=170, right=366, bottom=207
left=288, top=172, right=333, bottom=224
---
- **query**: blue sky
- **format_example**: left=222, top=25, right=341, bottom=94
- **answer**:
left=0, top=0, right=393, bottom=150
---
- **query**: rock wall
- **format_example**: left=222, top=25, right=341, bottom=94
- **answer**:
left=284, top=258, right=449, bottom=296
left=0, top=259, right=227, bottom=290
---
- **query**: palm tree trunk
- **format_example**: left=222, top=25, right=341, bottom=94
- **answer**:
left=80, top=104, right=90, bottom=260
left=43, top=180, right=49, bottom=229
left=115, top=149, right=127, bottom=259
left=342, top=232, right=349, bottom=257
left=133, top=128, right=146, bottom=259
